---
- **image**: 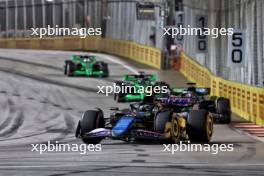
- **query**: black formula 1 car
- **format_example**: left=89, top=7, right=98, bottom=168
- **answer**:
left=170, top=83, right=231, bottom=124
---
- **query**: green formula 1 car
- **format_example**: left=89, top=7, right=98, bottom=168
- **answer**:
left=114, top=72, right=170, bottom=102
left=64, top=55, right=109, bottom=77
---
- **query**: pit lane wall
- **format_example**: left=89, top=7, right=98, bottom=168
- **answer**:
left=180, top=52, right=264, bottom=127
left=0, top=37, right=161, bottom=69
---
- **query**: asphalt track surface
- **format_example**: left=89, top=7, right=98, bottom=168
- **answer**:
left=0, top=49, right=263, bottom=176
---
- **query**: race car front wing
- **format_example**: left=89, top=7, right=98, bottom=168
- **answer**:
left=81, top=128, right=165, bottom=140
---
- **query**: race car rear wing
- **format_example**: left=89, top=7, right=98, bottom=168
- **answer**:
left=171, top=87, right=210, bottom=96
left=71, top=55, right=96, bottom=62
left=123, top=74, right=156, bottom=82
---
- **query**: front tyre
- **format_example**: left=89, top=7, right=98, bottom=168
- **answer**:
left=79, top=110, right=105, bottom=144
left=187, top=110, right=213, bottom=143
left=64, top=61, right=74, bottom=77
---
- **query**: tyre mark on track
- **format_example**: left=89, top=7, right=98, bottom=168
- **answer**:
left=0, top=113, right=72, bottom=142
left=131, top=160, right=146, bottom=163
left=43, top=113, right=76, bottom=142
left=0, top=114, right=75, bottom=142
left=237, top=147, right=256, bottom=162
left=134, top=149, right=145, bottom=152
left=52, top=104, right=61, bottom=107
left=137, top=154, right=149, bottom=157
left=0, top=68, right=99, bottom=93
left=0, top=111, right=24, bottom=138
left=0, top=90, right=7, bottom=94
left=40, top=100, right=48, bottom=104
left=0, top=131, right=48, bottom=142
left=0, top=57, right=63, bottom=71
left=0, top=99, right=14, bottom=130
left=1, top=89, right=75, bottom=113
left=0, top=56, right=122, bottom=83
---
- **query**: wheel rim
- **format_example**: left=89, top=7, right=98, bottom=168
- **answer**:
left=206, top=114, right=213, bottom=139
left=171, top=118, right=180, bottom=142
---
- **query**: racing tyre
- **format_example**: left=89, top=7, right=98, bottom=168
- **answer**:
left=199, top=100, right=216, bottom=112
left=216, top=97, right=231, bottom=124
left=171, top=117, right=180, bottom=143
left=102, top=63, right=109, bottom=77
left=64, top=61, right=75, bottom=76
left=114, top=82, right=125, bottom=102
left=97, top=62, right=109, bottom=77
left=187, top=109, right=213, bottom=143
left=116, top=92, right=126, bottom=102
left=154, top=111, right=171, bottom=133
left=79, top=110, right=105, bottom=144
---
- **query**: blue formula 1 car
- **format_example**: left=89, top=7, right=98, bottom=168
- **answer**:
left=75, top=93, right=214, bottom=144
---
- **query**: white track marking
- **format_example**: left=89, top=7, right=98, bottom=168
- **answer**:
left=232, top=127, right=264, bottom=143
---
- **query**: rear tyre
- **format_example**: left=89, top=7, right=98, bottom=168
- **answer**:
left=171, top=117, right=180, bottom=143
left=216, top=97, right=231, bottom=124
left=187, top=110, right=213, bottom=143
left=199, top=100, right=216, bottom=112
left=79, top=110, right=105, bottom=144
left=102, top=63, right=109, bottom=77
left=97, top=61, right=109, bottom=77
left=116, top=92, right=126, bottom=102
